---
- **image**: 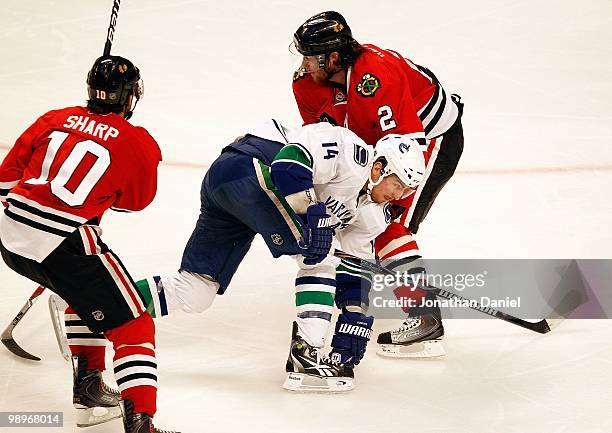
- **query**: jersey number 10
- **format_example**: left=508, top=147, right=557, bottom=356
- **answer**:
left=25, top=131, right=111, bottom=206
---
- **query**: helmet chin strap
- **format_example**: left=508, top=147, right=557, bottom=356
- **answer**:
left=123, top=97, right=139, bottom=120
left=366, top=167, right=386, bottom=198
left=401, top=189, right=416, bottom=199
left=321, top=54, right=345, bottom=81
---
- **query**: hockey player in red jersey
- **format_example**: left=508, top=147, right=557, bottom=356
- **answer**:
left=291, top=11, right=465, bottom=358
left=0, top=55, right=176, bottom=433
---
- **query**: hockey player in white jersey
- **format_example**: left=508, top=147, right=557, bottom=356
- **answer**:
left=135, top=120, right=425, bottom=391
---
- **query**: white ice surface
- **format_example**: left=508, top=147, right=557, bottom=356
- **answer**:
left=1, top=1, right=612, bottom=432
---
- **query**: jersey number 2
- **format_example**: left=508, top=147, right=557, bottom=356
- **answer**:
left=378, top=105, right=397, bottom=132
left=25, top=131, right=111, bottom=206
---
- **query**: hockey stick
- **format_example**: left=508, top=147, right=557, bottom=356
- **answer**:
left=48, top=294, right=71, bottom=361
left=1, top=286, right=46, bottom=360
left=334, top=251, right=552, bottom=334
left=103, top=0, right=121, bottom=56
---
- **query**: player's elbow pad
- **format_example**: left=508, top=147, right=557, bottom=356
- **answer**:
left=270, top=162, right=314, bottom=197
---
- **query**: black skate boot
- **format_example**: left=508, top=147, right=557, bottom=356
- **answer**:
left=72, top=355, right=122, bottom=427
left=283, top=321, right=354, bottom=392
left=377, top=313, right=445, bottom=358
left=121, top=399, right=179, bottom=433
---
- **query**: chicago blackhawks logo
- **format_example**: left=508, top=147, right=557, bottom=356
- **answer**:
left=356, top=73, right=380, bottom=97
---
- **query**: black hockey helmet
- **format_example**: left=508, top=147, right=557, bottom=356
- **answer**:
left=87, top=55, right=143, bottom=118
left=293, top=11, right=353, bottom=57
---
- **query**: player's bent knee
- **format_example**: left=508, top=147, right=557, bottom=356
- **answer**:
left=105, top=312, right=155, bottom=346
left=175, top=271, right=219, bottom=314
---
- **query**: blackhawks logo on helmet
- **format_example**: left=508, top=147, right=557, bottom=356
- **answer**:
left=356, top=73, right=380, bottom=97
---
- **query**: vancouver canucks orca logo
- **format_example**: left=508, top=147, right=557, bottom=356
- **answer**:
left=353, top=143, right=368, bottom=167
left=356, top=73, right=380, bottom=97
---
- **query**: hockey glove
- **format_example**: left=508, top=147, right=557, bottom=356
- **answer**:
left=297, top=203, right=335, bottom=265
left=330, top=308, right=374, bottom=366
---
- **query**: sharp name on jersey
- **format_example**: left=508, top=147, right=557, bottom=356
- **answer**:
left=63, top=115, right=120, bottom=142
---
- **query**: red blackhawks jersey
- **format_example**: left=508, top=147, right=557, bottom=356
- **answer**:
left=293, top=44, right=458, bottom=145
left=0, top=106, right=161, bottom=262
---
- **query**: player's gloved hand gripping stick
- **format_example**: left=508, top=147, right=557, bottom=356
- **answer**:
left=297, top=203, right=336, bottom=265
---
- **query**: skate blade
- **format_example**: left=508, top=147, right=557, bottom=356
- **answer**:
left=76, top=405, right=122, bottom=427
left=377, top=339, right=446, bottom=359
left=282, top=372, right=354, bottom=393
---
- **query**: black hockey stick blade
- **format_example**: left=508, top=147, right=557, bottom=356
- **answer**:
left=528, top=319, right=551, bottom=334
left=495, top=312, right=551, bottom=334
left=1, top=337, right=41, bottom=361
left=1, top=286, right=46, bottom=361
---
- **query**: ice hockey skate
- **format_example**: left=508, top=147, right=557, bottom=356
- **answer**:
left=121, top=399, right=179, bottom=433
left=72, top=355, right=122, bottom=427
left=377, top=313, right=446, bottom=358
left=283, top=322, right=354, bottom=392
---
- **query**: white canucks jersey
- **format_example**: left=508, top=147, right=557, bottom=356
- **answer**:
left=336, top=196, right=390, bottom=259
left=248, top=120, right=390, bottom=259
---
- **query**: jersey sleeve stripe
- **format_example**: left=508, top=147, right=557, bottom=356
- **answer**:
left=424, top=88, right=447, bottom=136
left=272, top=158, right=313, bottom=173
left=273, top=144, right=313, bottom=168
left=289, top=142, right=314, bottom=165
left=417, top=84, right=459, bottom=139
left=418, top=84, right=440, bottom=119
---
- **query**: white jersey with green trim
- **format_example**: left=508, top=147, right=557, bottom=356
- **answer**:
left=248, top=120, right=390, bottom=259
left=336, top=195, right=390, bottom=259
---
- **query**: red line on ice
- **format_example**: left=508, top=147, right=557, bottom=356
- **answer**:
left=1, top=142, right=611, bottom=176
